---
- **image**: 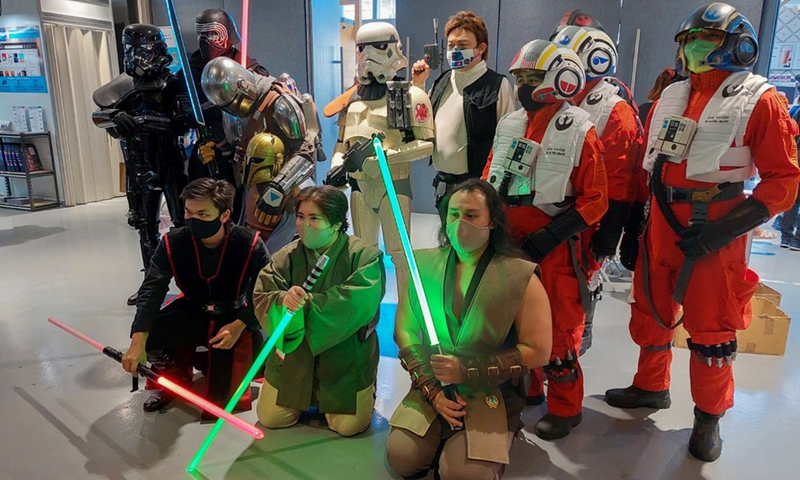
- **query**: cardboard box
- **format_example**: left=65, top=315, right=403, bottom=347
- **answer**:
left=755, top=282, right=782, bottom=308
left=673, top=287, right=791, bottom=356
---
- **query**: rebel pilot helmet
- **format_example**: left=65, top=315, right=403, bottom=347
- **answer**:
left=554, top=26, right=618, bottom=81
left=509, top=40, right=586, bottom=112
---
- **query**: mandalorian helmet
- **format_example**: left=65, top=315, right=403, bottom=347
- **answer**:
left=355, top=22, right=407, bottom=84
left=202, top=56, right=261, bottom=117
left=122, top=24, right=171, bottom=78
left=244, top=133, right=285, bottom=186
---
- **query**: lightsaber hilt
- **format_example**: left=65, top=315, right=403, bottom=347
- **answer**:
left=300, top=254, right=329, bottom=295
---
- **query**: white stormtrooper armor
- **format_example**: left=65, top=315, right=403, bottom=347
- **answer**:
left=326, top=21, right=434, bottom=302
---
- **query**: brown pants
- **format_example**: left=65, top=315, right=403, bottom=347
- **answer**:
left=387, top=418, right=511, bottom=480
left=256, top=380, right=374, bottom=437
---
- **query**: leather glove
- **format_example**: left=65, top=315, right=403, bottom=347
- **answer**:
left=198, top=141, right=218, bottom=165
left=522, top=207, right=589, bottom=263
left=591, top=200, right=631, bottom=260
left=676, top=197, right=769, bottom=259
left=112, top=113, right=138, bottom=135
left=619, top=201, right=645, bottom=270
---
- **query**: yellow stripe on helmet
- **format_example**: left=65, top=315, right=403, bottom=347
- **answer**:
left=535, top=44, right=559, bottom=70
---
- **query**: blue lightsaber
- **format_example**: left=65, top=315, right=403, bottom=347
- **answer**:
left=162, top=0, right=217, bottom=175
left=372, top=135, right=440, bottom=348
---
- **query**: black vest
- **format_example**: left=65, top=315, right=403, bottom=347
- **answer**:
left=164, top=224, right=260, bottom=306
left=429, top=68, right=505, bottom=177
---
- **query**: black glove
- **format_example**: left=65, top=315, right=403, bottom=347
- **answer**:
left=676, top=197, right=770, bottom=259
left=522, top=207, right=589, bottom=263
left=620, top=201, right=645, bottom=270
left=112, top=113, right=138, bottom=135
left=591, top=199, right=632, bottom=260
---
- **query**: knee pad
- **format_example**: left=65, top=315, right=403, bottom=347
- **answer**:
left=687, top=338, right=737, bottom=368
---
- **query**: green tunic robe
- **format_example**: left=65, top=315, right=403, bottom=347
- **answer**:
left=389, top=246, right=538, bottom=464
left=253, top=233, right=385, bottom=414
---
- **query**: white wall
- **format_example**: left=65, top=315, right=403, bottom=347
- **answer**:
left=39, top=0, right=113, bottom=22
left=0, top=0, right=55, bottom=136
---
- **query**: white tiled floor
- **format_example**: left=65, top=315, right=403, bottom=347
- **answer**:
left=1, top=198, right=799, bottom=479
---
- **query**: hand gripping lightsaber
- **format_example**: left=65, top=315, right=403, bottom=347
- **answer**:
left=188, top=254, right=331, bottom=472
left=48, top=317, right=264, bottom=440
left=372, top=136, right=464, bottom=429
left=162, top=0, right=218, bottom=176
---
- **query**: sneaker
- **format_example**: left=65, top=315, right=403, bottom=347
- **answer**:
left=791, top=238, right=800, bottom=251
left=781, top=237, right=791, bottom=248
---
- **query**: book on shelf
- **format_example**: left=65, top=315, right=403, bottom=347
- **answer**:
left=23, top=143, right=43, bottom=172
left=1, top=143, right=43, bottom=172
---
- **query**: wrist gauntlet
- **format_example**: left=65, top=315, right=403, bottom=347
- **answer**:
left=398, top=344, right=443, bottom=402
left=460, top=347, right=528, bottom=388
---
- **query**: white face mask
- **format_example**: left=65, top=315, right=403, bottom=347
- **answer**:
left=447, top=47, right=476, bottom=70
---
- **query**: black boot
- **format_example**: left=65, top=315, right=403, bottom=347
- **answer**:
left=605, top=385, right=671, bottom=409
left=127, top=291, right=138, bottom=306
left=689, top=407, right=723, bottom=462
left=143, top=389, right=176, bottom=412
left=534, top=412, right=582, bottom=440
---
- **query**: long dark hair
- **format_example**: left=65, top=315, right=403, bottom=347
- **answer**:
left=437, top=178, right=524, bottom=258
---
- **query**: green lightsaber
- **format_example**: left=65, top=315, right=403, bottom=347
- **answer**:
left=372, top=135, right=440, bottom=348
left=188, top=254, right=331, bottom=472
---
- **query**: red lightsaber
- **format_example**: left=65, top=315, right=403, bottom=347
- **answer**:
left=48, top=317, right=264, bottom=440
left=240, top=0, right=250, bottom=66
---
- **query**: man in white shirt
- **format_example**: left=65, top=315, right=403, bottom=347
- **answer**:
left=412, top=11, right=516, bottom=207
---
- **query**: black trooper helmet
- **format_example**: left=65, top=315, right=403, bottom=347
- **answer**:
left=550, top=9, right=605, bottom=40
left=122, top=24, right=171, bottom=78
left=195, top=9, right=242, bottom=61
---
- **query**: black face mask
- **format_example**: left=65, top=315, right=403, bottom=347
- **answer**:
left=186, top=216, right=223, bottom=239
left=518, top=84, right=547, bottom=112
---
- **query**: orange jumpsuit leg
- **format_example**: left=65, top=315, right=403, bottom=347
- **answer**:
left=539, top=242, right=586, bottom=418
left=630, top=200, right=758, bottom=415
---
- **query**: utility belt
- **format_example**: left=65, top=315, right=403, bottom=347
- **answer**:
left=433, top=171, right=473, bottom=206
left=663, top=182, right=744, bottom=203
left=357, top=312, right=380, bottom=342
left=505, top=194, right=575, bottom=209
left=188, top=294, right=248, bottom=316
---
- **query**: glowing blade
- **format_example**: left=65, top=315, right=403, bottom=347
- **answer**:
left=240, top=0, right=250, bottom=66
left=188, top=255, right=331, bottom=472
left=372, top=136, right=440, bottom=347
left=48, top=317, right=263, bottom=439
left=163, top=0, right=205, bottom=127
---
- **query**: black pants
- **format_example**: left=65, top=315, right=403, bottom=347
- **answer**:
left=780, top=191, right=800, bottom=243
left=146, top=297, right=256, bottom=404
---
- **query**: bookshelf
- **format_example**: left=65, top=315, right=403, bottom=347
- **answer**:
left=0, top=132, right=61, bottom=211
